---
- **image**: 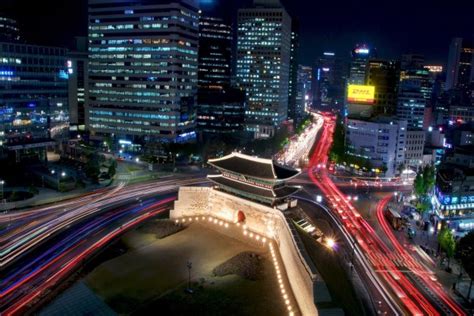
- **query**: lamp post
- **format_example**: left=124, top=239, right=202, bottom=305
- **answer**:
left=0, top=180, right=4, bottom=201
left=51, top=170, right=66, bottom=191
left=186, top=261, right=193, bottom=293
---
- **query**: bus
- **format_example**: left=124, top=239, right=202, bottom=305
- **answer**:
left=385, top=208, right=404, bottom=231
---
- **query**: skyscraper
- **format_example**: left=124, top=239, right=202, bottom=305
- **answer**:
left=87, top=0, right=199, bottom=144
left=237, top=0, right=292, bottom=139
left=366, top=59, right=400, bottom=116
left=198, top=15, right=232, bottom=89
left=0, top=42, right=68, bottom=161
left=196, top=14, right=245, bottom=134
left=348, top=44, right=375, bottom=85
left=314, top=52, right=346, bottom=110
left=68, top=37, right=89, bottom=131
left=0, top=15, right=20, bottom=42
left=287, top=19, right=299, bottom=123
left=295, top=65, right=312, bottom=120
left=446, top=38, right=474, bottom=92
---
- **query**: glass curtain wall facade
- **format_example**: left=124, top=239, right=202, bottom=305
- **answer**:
left=198, top=15, right=232, bottom=89
left=237, top=0, right=292, bottom=139
left=87, top=0, right=199, bottom=143
left=0, top=42, right=68, bottom=147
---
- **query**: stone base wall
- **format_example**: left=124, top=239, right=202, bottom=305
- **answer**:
left=171, top=187, right=318, bottom=316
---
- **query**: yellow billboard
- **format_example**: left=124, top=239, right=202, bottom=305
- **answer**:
left=347, top=85, right=375, bottom=104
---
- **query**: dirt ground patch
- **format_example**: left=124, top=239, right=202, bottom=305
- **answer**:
left=213, top=251, right=264, bottom=280
left=137, top=219, right=184, bottom=239
left=85, top=223, right=287, bottom=315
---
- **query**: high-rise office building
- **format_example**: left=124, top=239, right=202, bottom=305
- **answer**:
left=68, top=37, right=89, bottom=131
left=314, top=51, right=346, bottom=110
left=294, top=65, right=311, bottom=122
left=196, top=15, right=245, bottom=134
left=398, top=54, right=433, bottom=129
left=288, top=19, right=299, bottom=123
left=348, top=44, right=375, bottom=85
left=346, top=117, right=407, bottom=177
left=366, top=59, right=400, bottom=115
left=446, top=38, right=474, bottom=92
left=237, top=0, right=292, bottom=139
left=401, top=53, right=425, bottom=71
left=196, top=87, right=246, bottom=134
left=87, top=0, right=199, bottom=144
left=0, top=42, right=69, bottom=161
left=397, top=89, right=426, bottom=130
left=0, top=16, right=20, bottom=42
left=198, top=15, right=232, bottom=89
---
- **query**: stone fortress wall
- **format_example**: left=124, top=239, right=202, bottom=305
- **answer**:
left=171, top=186, right=319, bottom=316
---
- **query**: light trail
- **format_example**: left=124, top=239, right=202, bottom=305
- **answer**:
left=306, top=113, right=448, bottom=315
left=0, top=177, right=206, bottom=268
left=1, top=197, right=174, bottom=315
left=376, top=195, right=466, bottom=316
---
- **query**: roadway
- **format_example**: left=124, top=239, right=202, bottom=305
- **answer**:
left=0, top=175, right=208, bottom=315
left=302, top=112, right=466, bottom=315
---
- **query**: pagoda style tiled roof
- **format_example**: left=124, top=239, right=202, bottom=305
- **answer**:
left=208, top=152, right=300, bottom=180
left=208, top=175, right=300, bottom=199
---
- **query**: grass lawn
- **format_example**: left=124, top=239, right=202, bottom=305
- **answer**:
left=85, top=223, right=287, bottom=315
left=298, top=228, right=365, bottom=316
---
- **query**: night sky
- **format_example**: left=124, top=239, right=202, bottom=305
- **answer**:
left=2, top=0, right=473, bottom=65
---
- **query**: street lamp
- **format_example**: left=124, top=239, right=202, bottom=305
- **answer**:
left=186, top=261, right=193, bottom=293
left=51, top=170, right=66, bottom=191
left=325, top=237, right=336, bottom=250
left=0, top=180, right=5, bottom=201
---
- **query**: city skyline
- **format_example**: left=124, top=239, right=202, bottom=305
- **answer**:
left=2, top=0, right=473, bottom=65
left=1, top=1, right=473, bottom=315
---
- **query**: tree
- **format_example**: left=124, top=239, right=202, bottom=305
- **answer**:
left=85, top=154, right=101, bottom=183
left=422, top=165, right=436, bottom=194
left=414, top=173, right=425, bottom=198
left=456, top=231, right=474, bottom=299
left=416, top=200, right=431, bottom=214
left=329, top=114, right=345, bottom=162
left=108, top=159, right=117, bottom=178
left=438, top=228, right=456, bottom=270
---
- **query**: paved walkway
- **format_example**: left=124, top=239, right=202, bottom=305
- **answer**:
left=39, top=281, right=116, bottom=316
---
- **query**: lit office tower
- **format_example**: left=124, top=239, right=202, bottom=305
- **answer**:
left=446, top=38, right=474, bottom=91
left=87, top=0, right=199, bottom=144
left=295, top=65, right=312, bottom=118
left=314, top=52, right=346, bottom=110
left=0, top=15, right=20, bottom=42
left=68, top=37, right=89, bottom=131
left=348, top=44, right=375, bottom=85
left=0, top=42, right=68, bottom=161
left=196, top=15, right=245, bottom=134
left=237, top=0, right=292, bottom=139
left=398, top=54, right=433, bottom=128
left=198, top=15, right=232, bottom=89
left=288, top=19, right=299, bottom=123
left=366, top=59, right=400, bottom=115
left=397, top=54, right=432, bottom=169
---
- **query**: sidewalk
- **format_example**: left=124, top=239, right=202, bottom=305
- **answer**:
left=411, top=221, right=473, bottom=306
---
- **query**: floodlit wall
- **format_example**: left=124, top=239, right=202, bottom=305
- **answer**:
left=171, top=187, right=318, bottom=316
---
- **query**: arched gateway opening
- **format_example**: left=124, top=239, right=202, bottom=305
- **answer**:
left=237, top=210, right=246, bottom=223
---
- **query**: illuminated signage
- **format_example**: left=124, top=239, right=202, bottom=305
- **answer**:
left=347, top=85, right=375, bottom=104
left=354, top=48, right=370, bottom=55
left=323, top=52, right=335, bottom=56
left=119, top=139, right=132, bottom=145
left=424, top=65, right=443, bottom=73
